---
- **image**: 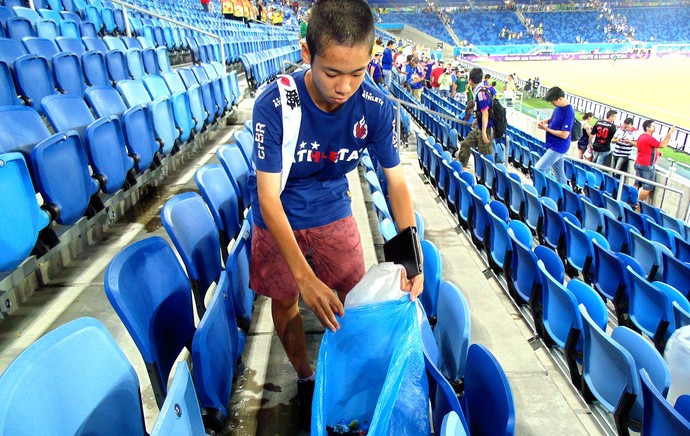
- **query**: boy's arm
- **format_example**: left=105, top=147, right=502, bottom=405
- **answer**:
left=256, top=170, right=344, bottom=332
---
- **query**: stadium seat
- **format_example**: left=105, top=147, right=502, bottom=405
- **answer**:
left=469, top=184, right=491, bottom=249
left=104, top=48, right=128, bottom=83
left=0, top=317, right=146, bottom=435
left=421, top=239, right=442, bottom=324
left=162, top=71, right=206, bottom=133
left=461, top=344, right=515, bottom=436
left=13, top=54, right=57, bottom=114
left=0, top=37, right=28, bottom=65
left=378, top=217, right=396, bottom=242
left=425, top=352, right=469, bottom=436
left=433, top=281, right=471, bottom=387
left=225, top=219, right=254, bottom=333
left=0, top=152, right=51, bottom=273
left=603, top=214, right=638, bottom=254
left=630, top=231, right=671, bottom=281
left=627, top=265, right=676, bottom=352
left=141, top=47, right=158, bottom=75
left=143, top=74, right=194, bottom=144
left=117, top=79, right=179, bottom=155
left=82, top=49, right=110, bottom=87
left=522, top=184, right=543, bottom=236
left=150, top=362, right=205, bottom=436
left=485, top=202, right=511, bottom=274
left=79, top=20, right=98, bottom=38
left=156, top=45, right=172, bottom=73
left=21, top=36, right=60, bottom=58
left=56, top=36, right=86, bottom=56
left=178, top=66, right=215, bottom=124
left=624, top=207, right=652, bottom=237
left=51, top=52, right=87, bottom=97
left=103, top=35, right=127, bottom=51
left=216, top=144, right=251, bottom=212
left=59, top=19, right=80, bottom=38
left=31, top=130, right=100, bottom=225
left=440, top=411, right=468, bottom=436
left=506, top=174, right=524, bottom=219
left=6, top=16, right=36, bottom=40
left=640, top=369, right=690, bottom=435
left=0, top=60, right=20, bottom=106
left=231, top=128, right=253, bottom=169
left=191, top=270, right=247, bottom=434
left=104, top=236, right=196, bottom=409
left=194, top=164, right=242, bottom=260
left=82, top=36, right=108, bottom=55
left=161, top=192, right=223, bottom=317
left=125, top=47, right=145, bottom=80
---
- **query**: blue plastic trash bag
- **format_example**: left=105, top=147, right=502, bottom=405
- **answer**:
left=312, top=296, right=430, bottom=435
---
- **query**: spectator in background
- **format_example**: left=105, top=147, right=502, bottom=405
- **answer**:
left=299, top=12, right=308, bottom=42
left=532, top=77, right=540, bottom=98
left=589, top=109, right=618, bottom=166
left=430, top=61, right=445, bottom=94
left=381, top=40, right=394, bottom=87
left=423, top=56, right=434, bottom=89
left=611, top=117, right=639, bottom=177
left=504, top=74, right=517, bottom=107
left=406, top=57, right=425, bottom=100
left=456, top=67, right=494, bottom=169
left=438, top=66, right=452, bottom=99
left=577, top=112, right=594, bottom=160
left=201, top=0, right=212, bottom=13
left=534, top=86, right=574, bottom=184
left=634, top=120, right=676, bottom=205
left=524, top=78, right=532, bottom=97
left=369, top=50, right=384, bottom=85
left=451, top=69, right=468, bottom=102
left=489, top=81, right=498, bottom=99
left=372, top=36, right=384, bottom=57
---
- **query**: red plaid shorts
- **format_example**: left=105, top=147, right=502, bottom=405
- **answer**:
left=249, top=215, right=366, bottom=301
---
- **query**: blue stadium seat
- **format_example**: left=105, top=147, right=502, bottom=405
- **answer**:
left=421, top=239, right=441, bottom=324
left=0, top=152, right=51, bottom=273
left=84, top=85, right=158, bottom=172
left=231, top=128, right=253, bottom=169
left=36, top=18, right=58, bottom=39
left=117, top=79, right=178, bottom=155
left=156, top=45, right=172, bottom=73
left=21, top=36, right=60, bottom=58
left=121, top=35, right=141, bottom=50
left=161, top=192, right=222, bottom=318
left=441, top=411, right=468, bottom=436
left=378, top=217, right=396, bottom=242
left=79, top=20, right=98, bottom=38
left=469, top=184, right=491, bottom=249
left=603, top=213, right=638, bottom=254
left=56, top=36, right=86, bottom=56
left=485, top=202, right=511, bottom=274
left=59, top=19, right=80, bottom=38
left=216, top=144, right=251, bottom=211
left=31, top=130, right=100, bottom=225
left=194, top=164, right=241, bottom=260
left=640, top=369, right=690, bottom=435
left=162, top=71, right=206, bottom=133
left=51, top=52, right=87, bottom=97
left=143, top=74, right=193, bottom=144
left=506, top=173, right=524, bottom=219
left=225, top=219, right=254, bottom=333
left=0, top=317, right=146, bottom=435
left=141, top=46, right=158, bottom=75
left=461, top=344, right=515, bottom=436
left=178, top=66, right=215, bottom=124
left=425, top=352, right=469, bottom=436
left=0, top=60, right=20, bottom=106
left=104, top=48, right=128, bottom=83
left=0, top=37, right=28, bottom=65
left=82, top=36, right=108, bottom=54
left=630, top=231, right=671, bottom=281
left=125, top=47, right=145, bottom=80
left=627, top=265, right=676, bottom=352
left=192, top=270, right=246, bottom=434
left=580, top=199, right=609, bottom=233
left=103, top=35, right=126, bottom=51
left=13, top=54, right=57, bottom=115
left=83, top=115, right=135, bottom=193
left=191, top=64, right=225, bottom=117
left=434, top=281, right=471, bottom=386
left=150, top=362, right=205, bottom=436
left=579, top=305, right=639, bottom=434
left=6, top=16, right=36, bottom=40
left=104, top=236, right=195, bottom=408
left=624, top=207, right=652, bottom=237
left=81, top=49, right=110, bottom=87
left=661, top=251, right=690, bottom=299
left=523, top=184, right=543, bottom=236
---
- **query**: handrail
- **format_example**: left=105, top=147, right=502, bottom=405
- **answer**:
left=109, top=0, right=225, bottom=66
left=564, top=154, right=685, bottom=218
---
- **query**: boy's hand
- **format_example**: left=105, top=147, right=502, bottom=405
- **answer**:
left=299, top=274, right=344, bottom=333
left=400, top=269, right=424, bottom=302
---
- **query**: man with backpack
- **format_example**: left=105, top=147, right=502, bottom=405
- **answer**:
left=456, top=67, right=503, bottom=169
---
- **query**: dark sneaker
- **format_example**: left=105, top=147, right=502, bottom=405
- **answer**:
left=297, top=378, right=315, bottom=429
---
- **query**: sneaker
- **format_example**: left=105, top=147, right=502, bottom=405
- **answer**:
left=297, top=378, right=315, bottom=429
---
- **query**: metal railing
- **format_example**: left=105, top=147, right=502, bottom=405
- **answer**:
left=110, top=0, right=226, bottom=66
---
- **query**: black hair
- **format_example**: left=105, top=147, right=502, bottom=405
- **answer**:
left=606, top=109, right=618, bottom=119
left=583, top=112, right=594, bottom=120
left=624, top=117, right=634, bottom=125
left=491, top=81, right=497, bottom=86
left=306, top=0, right=374, bottom=60
left=544, top=86, right=565, bottom=102
left=643, top=119, right=655, bottom=131
left=469, top=67, right=483, bottom=84
left=484, top=73, right=491, bottom=79
left=386, top=39, right=394, bottom=46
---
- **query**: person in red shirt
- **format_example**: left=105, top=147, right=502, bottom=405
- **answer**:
left=634, top=119, right=676, bottom=204
left=429, top=61, right=445, bottom=94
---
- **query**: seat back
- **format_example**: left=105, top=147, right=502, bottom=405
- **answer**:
left=641, top=369, right=690, bottom=435
left=592, top=239, right=626, bottom=302
left=603, top=213, right=636, bottom=254
left=192, top=271, right=245, bottom=419
left=150, top=361, right=205, bottom=436
left=21, top=36, right=59, bottom=58
left=161, top=192, right=222, bottom=317
left=425, top=353, right=469, bottom=436
left=194, top=163, right=242, bottom=251
left=14, top=54, right=56, bottom=115
left=421, top=239, right=442, bottom=320
left=0, top=152, right=51, bottom=272
left=434, top=281, right=471, bottom=382
left=82, top=49, right=110, bottom=87
left=661, top=251, right=690, bottom=299
left=579, top=305, right=639, bottom=413
left=52, top=52, right=86, bottom=97
left=0, top=106, right=51, bottom=158
left=539, top=260, right=580, bottom=349
left=125, top=48, right=145, bottom=80
left=630, top=231, right=663, bottom=281
left=56, top=36, right=86, bottom=55
left=42, top=93, right=95, bottom=140
left=627, top=265, right=670, bottom=343
left=104, top=237, right=195, bottom=399
left=0, top=60, right=20, bottom=106
left=85, top=84, right=127, bottom=117
left=486, top=202, right=510, bottom=270
left=440, top=411, right=468, bottom=436
left=231, top=128, right=254, bottom=169
left=117, top=79, right=153, bottom=107
left=216, top=144, right=251, bottom=210
left=82, top=36, right=108, bottom=54
left=541, top=198, right=565, bottom=251
left=31, top=131, right=97, bottom=225
left=461, top=344, right=515, bottom=436
left=84, top=115, right=133, bottom=193
left=0, top=318, right=145, bottom=435
left=105, top=48, right=129, bottom=83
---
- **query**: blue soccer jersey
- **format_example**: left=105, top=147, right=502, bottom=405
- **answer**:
left=248, top=69, right=400, bottom=230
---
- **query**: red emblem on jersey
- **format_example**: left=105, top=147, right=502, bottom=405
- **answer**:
left=280, top=76, right=291, bottom=86
left=353, top=116, right=368, bottom=140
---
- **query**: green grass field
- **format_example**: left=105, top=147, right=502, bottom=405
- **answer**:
left=482, top=57, right=690, bottom=164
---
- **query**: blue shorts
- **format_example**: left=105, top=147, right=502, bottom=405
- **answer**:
left=634, top=163, right=656, bottom=191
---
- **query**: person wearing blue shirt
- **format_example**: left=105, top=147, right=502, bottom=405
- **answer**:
left=248, top=0, right=423, bottom=428
left=406, top=57, right=424, bottom=100
left=534, top=86, right=575, bottom=184
left=369, top=50, right=384, bottom=85
left=456, top=67, right=494, bottom=168
left=381, top=39, right=394, bottom=87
